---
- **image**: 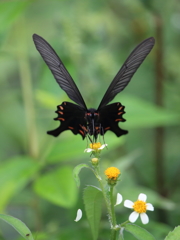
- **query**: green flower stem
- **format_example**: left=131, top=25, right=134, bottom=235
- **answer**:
left=93, top=166, right=113, bottom=222
left=120, top=220, right=130, bottom=227
left=110, top=186, right=117, bottom=240
left=93, top=166, right=117, bottom=240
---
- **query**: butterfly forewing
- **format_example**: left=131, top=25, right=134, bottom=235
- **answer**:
left=33, top=34, right=87, bottom=110
left=98, top=37, right=155, bottom=109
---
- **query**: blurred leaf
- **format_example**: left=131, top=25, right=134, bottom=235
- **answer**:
left=165, top=226, right=180, bottom=240
left=124, top=224, right=156, bottom=240
left=120, top=94, right=180, bottom=128
left=47, top=133, right=125, bottom=163
left=149, top=221, right=172, bottom=240
left=0, top=156, right=39, bottom=211
left=33, top=166, right=77, bottom=208
left=0, top=214, right=34, bottom=240
left=36, top=89, right=62, bottom=109
left=113, top=150, right=142, bottom=171
left=0, top=1, right=29, bottom=32
left=73, top=164, right=93, bottom=187
left=83, top=186, right=103, bottom=240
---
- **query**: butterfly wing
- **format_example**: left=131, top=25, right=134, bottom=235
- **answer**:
left=98, top=37, right=155, bottom=110
left=47, top=102, right=87, bottom=139
left=33, top=34, right=87, bottom=110
left=98, top=102, right=128, bottom=137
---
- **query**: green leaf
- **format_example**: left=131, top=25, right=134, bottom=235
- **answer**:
left=35, top=89, right=62, bottom=109
left=165, top=226, right=180, bottom=240
left=47, top=133, right=125, bottom=163
left=73, top=164, right=93, bottom=187
left=0, top=214, right=34, bottom=240
left=0, top=156, right=39, bottom=211
left=120, top=94, right=180, bottom=128
left=83, top=186, right=103, bottom=240
left=0, top=1, right=29, bottom=32
left=124, top=223, right=156, bottom=240
left=46, top=136, right=88, bottom=163
left=34, top=166, right=77, bottom=208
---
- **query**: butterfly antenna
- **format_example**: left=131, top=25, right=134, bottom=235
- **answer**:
left=88, top=134, right=93, bottom=143
left=101, top=126, right=105, bottom=144
left=98, top=124, right=102, bottom=142
left=92, top=118, right=95, bottom=143
left=85, top=134, right=89, bottom=148
left=101, top=126, right=108, bottom=149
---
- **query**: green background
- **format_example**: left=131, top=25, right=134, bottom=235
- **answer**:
left=0, top=0, right=180, bottom=239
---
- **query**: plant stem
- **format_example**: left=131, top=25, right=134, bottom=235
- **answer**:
left=153, top=12, right=168, bottom=223
left=94, top=166, right=117, bottom=240
left=110, top=186, right=117, bottom=240
left=110, top=186, right=116, bottom=226
left=94, top=167, right=113, bottom=221
left=15, top=19, right=39, bottom=159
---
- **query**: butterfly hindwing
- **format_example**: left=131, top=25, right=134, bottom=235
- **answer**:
left=47, top=102, right=87, bottom=139
left=98, top=102, right=128, bottom=137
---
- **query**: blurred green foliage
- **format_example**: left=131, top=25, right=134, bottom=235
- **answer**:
left=0, top=0, right=180, bottom=239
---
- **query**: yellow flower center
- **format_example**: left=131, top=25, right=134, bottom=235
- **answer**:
left=133, top=200, right=147, bottom=213
left=90, top=142, right=102, bottom=150
left=104, top=167, right=120, bottom=180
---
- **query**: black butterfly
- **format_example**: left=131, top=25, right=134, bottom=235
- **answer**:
left=33, top=34, right=155, bottom=141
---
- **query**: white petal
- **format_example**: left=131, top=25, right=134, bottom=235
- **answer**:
left=74, top=209, right=82, bottom=222
left=115, top=193, right=123, bottom=206
left=99, top=144, right=107, bottom=150
left=124, top=200, right=134, bottom=209
left=140, top=213, right=149, bottom=224
left=84, top=148, right=93, bottom=153
left=129, top=211, right=139, bottom=223
left=138, top=193, right=147, bottom=202
left=146, top=203, right=154, bottom=211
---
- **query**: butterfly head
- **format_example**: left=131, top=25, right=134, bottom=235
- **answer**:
left=86, top=108, right=99, bottom=121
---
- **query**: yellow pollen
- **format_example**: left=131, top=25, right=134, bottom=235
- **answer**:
left=90, top=142, right=102, bottom=150
left=104, top=167, right=120, bottom=180
left=133, top=200, right=147, bottom=213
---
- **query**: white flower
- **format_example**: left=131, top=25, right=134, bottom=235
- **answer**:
left=74, top=209, right=82, bottom=222
left=115, top=193, right=123, bottom=206
left=84, top=142, right=107, bottom=153
left=124, top=193, right=154, bottom=224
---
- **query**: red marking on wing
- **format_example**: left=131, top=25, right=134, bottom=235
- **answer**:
left=58, top=111, right=63, bottom=115
left=68, top=126, right=74, bottom=130
left=79, top=130, right=84, bottom=135
left=118, top=112, right=123, bottom=115
left=115, top=119, right=122, bottom=122
left=80, top=125, right=88, bottom=132
left=58, top=118, right=65, bottom=121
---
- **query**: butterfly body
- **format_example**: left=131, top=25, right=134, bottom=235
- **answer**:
left=33, top=34, right=155, bottom=141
